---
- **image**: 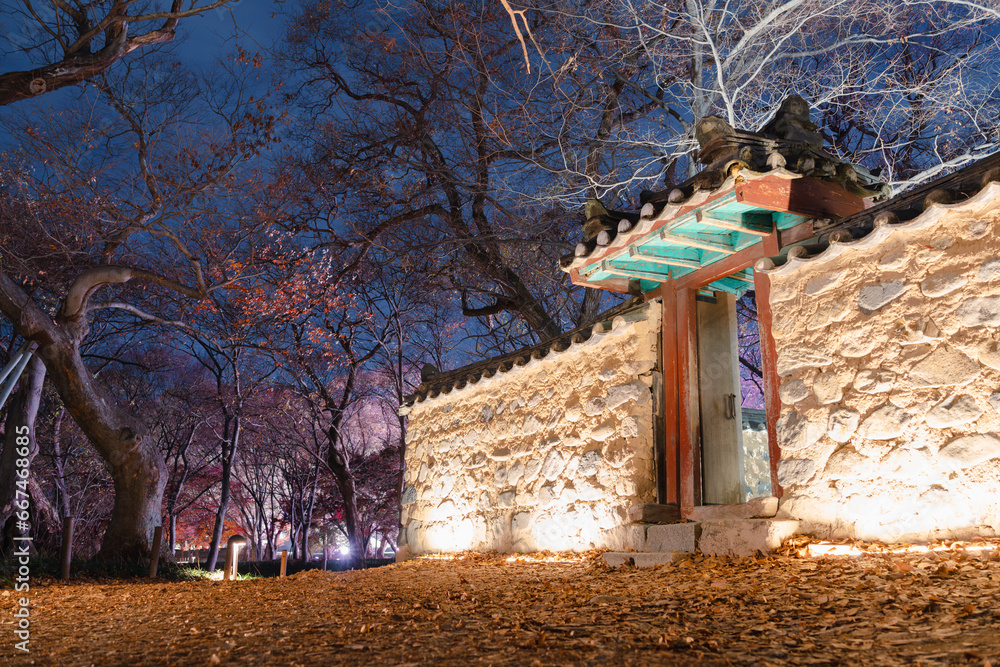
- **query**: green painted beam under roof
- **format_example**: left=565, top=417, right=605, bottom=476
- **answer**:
left=578, top=193, right=808, bottom=292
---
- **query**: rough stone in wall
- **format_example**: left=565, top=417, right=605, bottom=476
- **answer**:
left=976, top=258, right=1000, bottom=281
left=778, top=379, right=809, bottom=404
left=853, top=370, right=895, bottom=394
left=397, top=301, right=661, bottom=558
left=956, top=296, right=1000, bottom=327
left=827, top=409, right=860, bottom=443
left=857, top=280, right=907, bottom=314
left=921, top=271, right=967, bottom=297
left=776, top=410, right=823, bottom=452
left=805, top=272, right=843, bottom=296
left=776, top=346, right=833, bottom=376
left=765, top=201, right=1000, bottom=544
left=925, top=394, right=982, bottom=428
left=813, top=372, right=843, bottom=404
left=939, top=433, right=1000, bottom=470
left=807, top=300, right=851, bottom=330
left=978, top=338, right=1000, bottom=370
left=777, top=458, right=816, bottom=487
left=908, top=345, right=980, bottom=388
left=856, top=404, right=912, bottom=440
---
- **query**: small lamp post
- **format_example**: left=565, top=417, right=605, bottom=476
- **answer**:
left=223, top=535, right=247, bottom=581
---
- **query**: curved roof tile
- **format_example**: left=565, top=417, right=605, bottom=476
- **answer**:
left=756, top=154, right=1000, bottom=275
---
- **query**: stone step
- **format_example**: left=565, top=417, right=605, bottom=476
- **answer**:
left=686, top=496, right=778, bottom=522
left=698, top=518, right=800, bottom=557
left=615, top=518, right=801, bottom=557
left=627, top=503, right=681, bottom=524
left=604, top=551, right=689, bottom=568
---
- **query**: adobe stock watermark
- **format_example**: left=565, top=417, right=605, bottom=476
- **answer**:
left=12, top=424, right=32, bottom=653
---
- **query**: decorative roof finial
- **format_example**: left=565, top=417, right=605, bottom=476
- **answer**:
left=760, top=94, right=822, bottom=149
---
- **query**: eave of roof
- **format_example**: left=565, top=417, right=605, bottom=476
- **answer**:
left=561, top=167, right=867, bottom=294
left=756, top=152, right=1000, bottom=276
left=400, top=296, right=653, bottom=414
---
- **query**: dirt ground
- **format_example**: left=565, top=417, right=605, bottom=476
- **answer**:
left=3, top=538, right=1000, bottom=666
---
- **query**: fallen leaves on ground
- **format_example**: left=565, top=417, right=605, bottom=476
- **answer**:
left=3, top=538, right=1000, bottom=666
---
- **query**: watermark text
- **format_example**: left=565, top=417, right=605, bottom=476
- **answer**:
left=13, top=424, right=31, bottom=653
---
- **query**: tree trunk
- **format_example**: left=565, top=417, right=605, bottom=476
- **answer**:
left=206, top=416, right=240, bottom=571
left=300, top=517, right=310, bottom=563
left=0, top=356, right=46, bottom=554
left=168, top=514, right=178, bottom=554
left=288, top=493, right=299, bottom=560
left=299, top=461, right=319, bottom=563
left=327, top=439, right=363, bottom=569
left=0, top=272, right=167, bottom=561
left=28, top=476, right=60, bottom=541
left=42, top=343, right=166, bottom=559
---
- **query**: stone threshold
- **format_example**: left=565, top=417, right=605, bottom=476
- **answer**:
left=608, top=516, right=800, bottom=567
left=685, top=496, right=778, bottom=522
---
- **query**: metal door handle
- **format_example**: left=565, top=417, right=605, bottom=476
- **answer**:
left=726, top=393, right=737, bottom=420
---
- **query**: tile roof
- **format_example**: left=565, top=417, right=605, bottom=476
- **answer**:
left=560, top=96, right=888, bottom=289
left=400, top=297, right=653, bottom=412
left=755, top=151, right=1000, bottom=276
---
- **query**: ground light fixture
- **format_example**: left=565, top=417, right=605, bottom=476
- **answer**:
left=223, top=535, right=248, bottom=581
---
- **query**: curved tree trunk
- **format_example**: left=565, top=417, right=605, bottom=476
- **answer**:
left=205, top=465, right=232, bottom=571
left=0, top=271, right=168, bottom=561
left=39, top=342, right=166, bottom=560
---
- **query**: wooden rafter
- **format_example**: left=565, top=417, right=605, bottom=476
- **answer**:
left=659, top=230, right=736, bottom=255
left=696, top=210, right=772, bottom=236
left=628, top=246, right=702, bottom=269
left=600, top=261, right=672, bottom=283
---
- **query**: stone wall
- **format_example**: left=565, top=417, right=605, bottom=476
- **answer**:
left=766, top=200, right=1000, bottom=542
left=742, top=427, right=771, bottom=501
left=397, top=300, right=661, bottom=559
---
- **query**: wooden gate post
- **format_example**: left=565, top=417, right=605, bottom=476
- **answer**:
left=280, top=550, right=288, bottom=577
left=59, top=517, right=74, bottom=580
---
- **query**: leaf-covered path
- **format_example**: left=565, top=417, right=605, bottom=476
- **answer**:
left=4, top=540, right=1000, bottom=666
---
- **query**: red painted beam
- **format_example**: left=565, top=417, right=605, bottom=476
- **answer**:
left=753, top=234, right=783, bottom=498
left=661, top=283, right=680, bottom=505
left=677, top=287, right=701, bottom=513
left=736, top=176, right=866, bottom=219
left=672, top=231, right=776, bottom=292
left=568, top=268, right=634, bottom=294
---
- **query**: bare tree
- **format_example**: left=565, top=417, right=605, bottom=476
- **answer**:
left=529, top=0, right=1000, bottom=199
left=281, top=0, right=617, bottom=343
left=0, top=52, right=279, bottom=559
left=0, top=0, right=235, bottom=105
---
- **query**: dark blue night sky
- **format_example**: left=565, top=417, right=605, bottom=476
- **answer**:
left=0, top=0, right=287, bottom=149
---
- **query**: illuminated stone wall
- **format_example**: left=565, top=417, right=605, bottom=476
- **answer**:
left=766, top=197, right=1000, bottom=542
left=397, top=301, right=661, bottom=559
